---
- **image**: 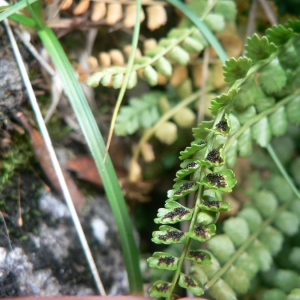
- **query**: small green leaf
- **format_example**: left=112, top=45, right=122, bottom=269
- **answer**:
left=210, top=89, right=239, bottom=114
left=273, top=211, right=300, bottom=236
left=226, top=139, right=237, bottom=168
left=258, top=58, right=287, bottom=94
left=155, top=201, right=193, bottom=224
left=168, top=180, right=199, bottom=200
left=179, top=139, right=207, bottom=160
left=152, top=225, right=186, bottom=244
left=192, top=120, right=214, bottom=139
left=214, top=0, right=237, bottom=21
left=127, top=71, right=138, bottom=89
left=287, top=289, right=300, bottom=300
left=248, top=240, right=272, bottom=271
left=174, top=160, right=200, bottom=182
left=286, top=95, right=300, bottom=124
left=186, top=249, right=212, bottom=265
left=198, top=199, right=231, bottom=212
left=253, top=190, right=278, bottom=218
left=235, top=253, right=259, bottom=279
left=223, top=266, right=250, bottom=294
left=147, top=252, right=179, bottom=270
left=245, top=34, right=277, bottom=62
left=267, top=24, right=295, bottom=46
left=238, top=127, right=252, bottom=157
left=273, top=270, right=300, bottom=293
left=149, top=281, right=172, bottom=298
left=259, top=226, right=284, bottom=256
left=209, top=279, right=237, bottom=300
left=182, top=36, right=204, bottom=52
left=251, top=117, right=272, bottom=147
left=115, top=92, right=161, bottom=136
left=208, top=235, right=235, bottom=264
left=197, top=210, right=219, bottom=225
left=179, top=273, right=204, bottom=296
left=155, top=57, right=172, bottom=77
left=239, top=206, right=262, bottom=233
left=143, top=65, right=158, bottom=86
left=168, top=46, right=190, bottom=65
left=101, top=73, right=112, bottom=86
left=204, top=13, right=225, bottom=32
left=223, top=217, right=250, bottom=247
left=223, top=57, right=252, bottom=84
left=200, top=169, right=237, bottom=192
left=187, top=224, right=216, bottom=242
left=112, top=73, right=123, bottom=89
left=269, top=106, right=288, bottom=136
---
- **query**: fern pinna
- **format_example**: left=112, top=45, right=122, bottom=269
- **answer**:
left=148, top=21, right=300, bottom=299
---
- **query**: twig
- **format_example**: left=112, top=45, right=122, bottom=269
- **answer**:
left=258, top=0, right=277, bottom=26
left=243, top=0, right=258, bottom=55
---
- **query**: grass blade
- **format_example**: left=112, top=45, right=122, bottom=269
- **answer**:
left=38, top=26, right=143, bottom=294
left=0, top=0, right=37, bottom=21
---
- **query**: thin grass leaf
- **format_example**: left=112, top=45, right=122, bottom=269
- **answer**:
left=104, top=0, right=142, bottom=160
left=37, top=26, right=143, bottom=294
left=0, top=0, right=37, bottom=21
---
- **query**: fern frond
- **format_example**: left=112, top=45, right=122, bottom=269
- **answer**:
left=148, top=19, right=300, bottom=300
left=87, top=0, right=237, bottom=89
left=114, top=91, right=162, bottom=136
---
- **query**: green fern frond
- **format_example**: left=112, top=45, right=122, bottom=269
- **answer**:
left=148, top=19, right=300, bottom=300
left=114, top=91, right=162, bottom=136
left=87, top=0, right=237, bottom=89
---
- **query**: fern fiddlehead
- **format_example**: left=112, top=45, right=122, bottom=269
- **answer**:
left=148, top=20, right=300, bottom=299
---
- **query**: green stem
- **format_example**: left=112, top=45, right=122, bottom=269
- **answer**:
left=105, top=0, right=142, bottom=159
left=267, top=144, right=300, bottom=201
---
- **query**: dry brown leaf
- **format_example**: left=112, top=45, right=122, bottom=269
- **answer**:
left=146, top=5, right=167, bottom=31
left=91, top=2, right=106, bottom=22
left=16, top=113, right=86, bottom=211
left=170, top=65, right=188, bottom=87
left=144, top=38, right=157, bottom=52
left=123, top=45, right=142, bottom=58
left=219, top=32, right=243, bottom=57
left=109, top=49, right=125, bottom=65
left=106, top=3, right=123, bottom=25
left=99, top=52, right=111, bottom=67
left=61, top=0, right=73, bottom=10
left=141, top=142, right=155, bottom=162
left=123, top=5, right=145, bottom=28
left=212, top=62, right=226, bottom=89
left=157, top=73, right=168, bottom=85
left=129, top=160, right=142, bottom=183
left=88, top=56, right=98, bottom=69
left=73, top=0, right=90, bottom=15
left=192, top=63, right=203, bottom=88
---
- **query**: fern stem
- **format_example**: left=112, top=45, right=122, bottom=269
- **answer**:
left=266, top=144, right=300, bottom=201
